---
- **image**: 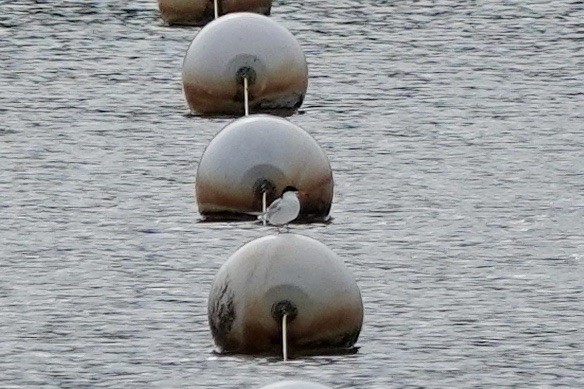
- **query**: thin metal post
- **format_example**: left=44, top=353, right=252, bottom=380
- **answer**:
left=262, top=191, right=267, bottom=226
left=282, top=314, right=288, bottom=361
left=243, top=76, right=250, bottom=116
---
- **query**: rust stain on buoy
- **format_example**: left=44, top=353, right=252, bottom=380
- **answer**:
left=195, top=115, right=334, bottom=221
left=158, top=0, right=271, bottom=26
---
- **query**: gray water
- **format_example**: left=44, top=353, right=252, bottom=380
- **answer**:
left=1, top=0, right=583, bottom=387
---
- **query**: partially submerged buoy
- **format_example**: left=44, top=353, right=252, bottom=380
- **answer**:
left=208, top=234, right=363, bottom=357
left=195, top=115, right=333, bottom=221
left=182, top=13, right=308, bottom=115
left=259, top=381, right=333, bottom=389
left=158, top=0, right=272, bottom=26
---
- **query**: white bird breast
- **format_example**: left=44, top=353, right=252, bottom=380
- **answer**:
left=264, top=192, right=300, bottom=225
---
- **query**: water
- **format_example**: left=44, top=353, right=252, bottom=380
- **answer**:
left=1, top=0, right=583, bottom=387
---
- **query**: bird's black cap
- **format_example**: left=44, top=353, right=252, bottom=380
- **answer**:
left=282, top=186, right=298, bottom=194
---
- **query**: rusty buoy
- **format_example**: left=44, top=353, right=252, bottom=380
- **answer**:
left=195, top=115, right=333, bottom=221
left=182, top=13, right=308, bottom=115
left=158, top=0, right=272, bottom=26
left=208, top=234, right=363, bottom=357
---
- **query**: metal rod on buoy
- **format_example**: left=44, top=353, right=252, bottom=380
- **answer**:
left=282, top=313, right=288, bottom=361
left=213, top=0, right=219, bottom=19
left=243, top=76, right=250, bottom=116
left=262, top=190, right=267, bottom=226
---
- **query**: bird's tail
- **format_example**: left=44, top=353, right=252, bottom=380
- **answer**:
left=257, top=212, right=267, bottom=226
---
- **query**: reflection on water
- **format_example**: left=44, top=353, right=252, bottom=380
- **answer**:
left=1, top=1, right=582, bottom=388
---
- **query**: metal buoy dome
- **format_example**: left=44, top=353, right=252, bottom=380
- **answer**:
left=158, top=0, right=272, bottom=26
left=208, top=234, right=363, bottom=356
left=182, top=13, right=308, bottom=115
left=195, top=115, right=333, bottom=221
left=259, top=381, right=333, bottom=389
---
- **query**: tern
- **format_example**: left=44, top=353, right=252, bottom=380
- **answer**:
left=259, top=187, right=301, bottom=230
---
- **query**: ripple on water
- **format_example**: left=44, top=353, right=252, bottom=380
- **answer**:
left=1, top=0, right=583, bottom=387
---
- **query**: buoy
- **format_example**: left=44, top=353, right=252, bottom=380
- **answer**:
left=208, top=234, right=363, bottom=357
left=182, top=13, right=308, bottom=115
left=259, top=381, right=333, bottom=389
left=195, top=115, right=333, bottom=221
left=158, top=0, right=272, bottom=26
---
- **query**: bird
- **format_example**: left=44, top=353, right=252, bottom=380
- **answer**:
left=259, top=187, right=301, bottom=231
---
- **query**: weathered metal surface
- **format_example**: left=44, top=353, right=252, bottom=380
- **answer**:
left=182, top=13, right=308, bottom=115
left=207, top=234, right=363, bottom=356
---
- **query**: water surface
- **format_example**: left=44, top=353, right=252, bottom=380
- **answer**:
left=1, top=1, right=583, bottom=387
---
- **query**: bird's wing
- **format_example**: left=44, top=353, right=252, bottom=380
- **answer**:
left=265, top=198, right=283, bottom=216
